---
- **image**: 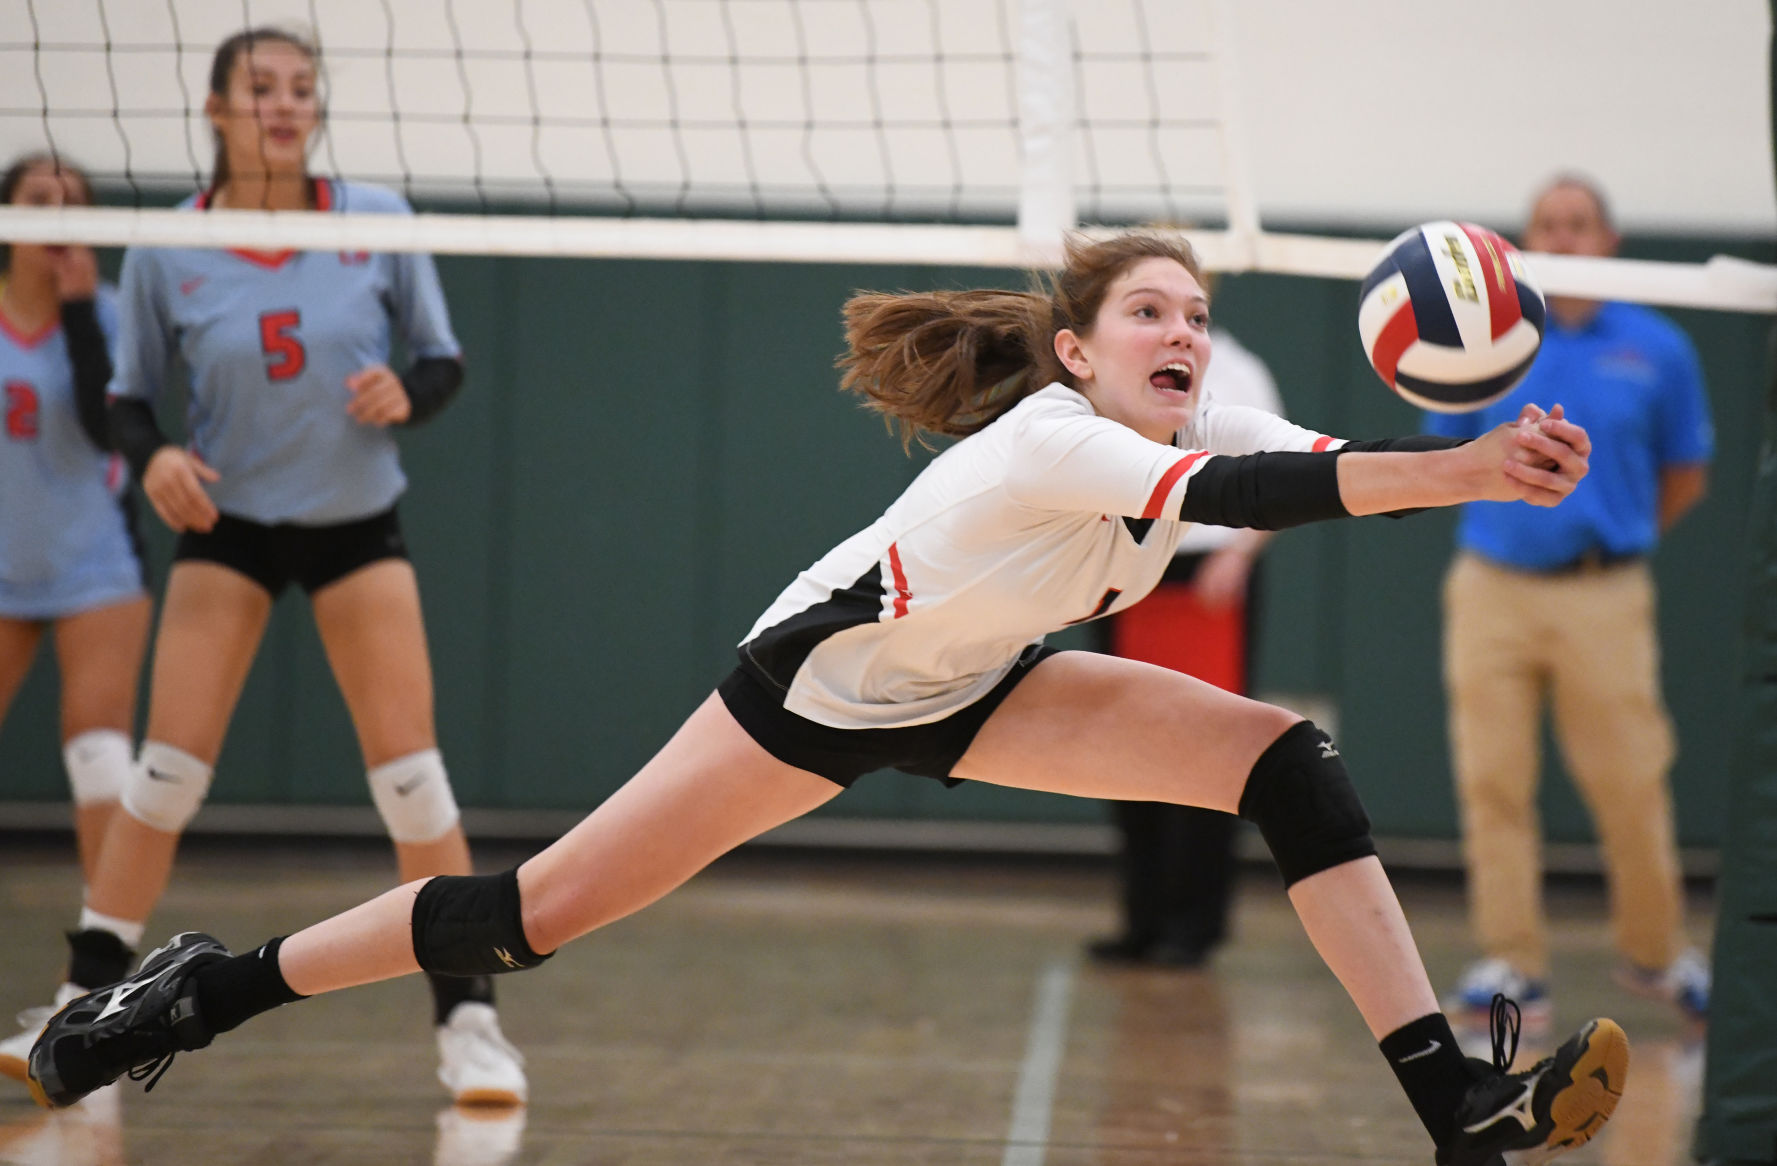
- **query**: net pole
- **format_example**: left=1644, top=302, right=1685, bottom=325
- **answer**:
left=1693, top=2, right=1777, bottom=1160
left=1016, top=0, right=1076, bottom=268
left=1210, top=0, right=1262, bottom=271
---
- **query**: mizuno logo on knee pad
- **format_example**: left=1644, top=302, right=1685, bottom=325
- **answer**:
left=1238, top=720, right=1375, bottom=888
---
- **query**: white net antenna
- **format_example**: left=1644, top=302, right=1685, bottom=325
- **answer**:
left=0, top=0, right=1771, bottom=313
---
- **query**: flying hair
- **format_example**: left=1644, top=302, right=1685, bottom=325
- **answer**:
left=838, top=231, right=1205, bottom=452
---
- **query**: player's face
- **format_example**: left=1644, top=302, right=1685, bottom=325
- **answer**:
left=1523, top=185, right=1617, bottom=258
left=9, top=162, right=87, bottom=210
left=1058, top=257, right=1213, bottom=444
left=212, top=41, right=320, bottom=180
left=9, top=161, right=90, bottom=270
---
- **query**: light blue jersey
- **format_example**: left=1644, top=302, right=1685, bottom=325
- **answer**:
left=0, top=284, right=143, bottom=619
left=109, top=180, right=461, bottom=525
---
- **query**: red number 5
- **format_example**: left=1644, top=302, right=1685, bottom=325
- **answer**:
left=4, top=380, right=39, bottom=440
left=259, top=309, right=306, bottom=381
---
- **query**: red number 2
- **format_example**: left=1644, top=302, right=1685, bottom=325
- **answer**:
left=258, top=309, right=306, bottom=381
left=4, top=380, right=39, bottom=440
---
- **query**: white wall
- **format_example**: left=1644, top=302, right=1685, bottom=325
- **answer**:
left=1228, top=0, right=1775, bottom=235
left=0, top=0, right=1769, bottom=236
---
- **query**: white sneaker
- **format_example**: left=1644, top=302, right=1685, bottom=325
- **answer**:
left=436, top=1002, right=526, bottom=1107
left=1441, top=957, right=1553, bottom=1032
left=0, top=1083, right=122, bottom=1166
left=1614, top=945, right=1710, bottom=1020
left=0, top=985, right=82, bottom=1084
left=433, top=1104, right=526, bottom=1166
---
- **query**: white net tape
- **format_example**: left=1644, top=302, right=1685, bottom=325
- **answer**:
left=0, top=0, right=1770, bottom=311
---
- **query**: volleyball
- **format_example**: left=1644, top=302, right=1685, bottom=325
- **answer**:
left=1357, top=221, right=1546, bottom=413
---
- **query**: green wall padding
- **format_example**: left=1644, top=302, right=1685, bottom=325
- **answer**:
left=0, top=234, right=1768, bottom=844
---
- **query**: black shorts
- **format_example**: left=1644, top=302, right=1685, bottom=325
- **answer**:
left=717, top=644, right=1060, bottom=788
left=173, top=507, right=408, bottom=597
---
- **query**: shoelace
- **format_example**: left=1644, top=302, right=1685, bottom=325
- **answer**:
left=127, top=1052, right=177, bottom=1093
left=1488, top=993, right=1522, bottom=1073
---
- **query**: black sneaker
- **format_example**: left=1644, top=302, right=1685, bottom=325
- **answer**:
left=26, top=932, right=231, bottom=1109
left=1438, top=995, right=1630, bottom=1166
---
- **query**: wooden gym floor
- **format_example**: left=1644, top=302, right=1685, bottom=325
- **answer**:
left=0, top=838, right=1711, bottom=1166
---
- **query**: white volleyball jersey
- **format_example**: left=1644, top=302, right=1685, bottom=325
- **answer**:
left=738, top=383, right=1341, bottom=729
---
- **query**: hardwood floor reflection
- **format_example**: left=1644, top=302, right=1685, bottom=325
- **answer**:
left=0, top=841, right=1709, bottom=1165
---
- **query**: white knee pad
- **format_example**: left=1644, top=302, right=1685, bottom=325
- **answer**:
left=367, top=748, right=460, bottom=844
left=120, top=741, right=213, bottom=832
left=62, top=729, right=133, bottom=805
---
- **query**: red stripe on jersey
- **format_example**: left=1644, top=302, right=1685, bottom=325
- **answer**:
left=0, top=310, right=56, bottom=348
left=887, top=542, right=912, bottom=619
left=197, top=180, right=334, bottom=269
left=1143, top=451, right=1209, bottom=519
left=1461, top=223, right=1521, bottom=341
left=1311, top=435, right=1334, bottom=452
left=1370, top=303, right=1418, bottom=388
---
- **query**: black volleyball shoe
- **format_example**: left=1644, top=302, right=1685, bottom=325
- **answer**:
left=27, top=932, right=231, bottom=1109
left=1437, top=995, right=1629, bottom=1166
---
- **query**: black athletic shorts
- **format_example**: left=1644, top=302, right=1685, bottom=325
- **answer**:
left=717, top=644, right=1060, bottom=788
left=173, top=506, right=408, bottom=597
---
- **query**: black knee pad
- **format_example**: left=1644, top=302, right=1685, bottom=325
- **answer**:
left=1237, top=720, right=1376, bottom=887
left=411, top=868, right=554, bottom=977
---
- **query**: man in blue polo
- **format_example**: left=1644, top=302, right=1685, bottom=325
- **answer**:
left=1428, top=174, right=1713, bottom=1028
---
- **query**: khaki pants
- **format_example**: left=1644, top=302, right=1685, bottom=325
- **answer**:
left=1442, top=551, right=1685, bottom=976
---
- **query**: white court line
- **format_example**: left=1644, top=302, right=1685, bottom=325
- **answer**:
left=1001, top=958, right=1077, bottom=1166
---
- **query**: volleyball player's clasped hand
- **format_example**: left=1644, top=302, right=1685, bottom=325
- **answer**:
left=344, top=363, right=411, bottom=426
left=142, top=446, right=221, bottom=533
left=49, top=244, right=97, bottom=302
left=1470, top=402, right=1590, bottom=507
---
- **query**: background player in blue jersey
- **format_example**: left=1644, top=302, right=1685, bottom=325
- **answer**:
left=2, top=29, right=525, bottom=1107
left=0, top=155, right=150, bottom=1086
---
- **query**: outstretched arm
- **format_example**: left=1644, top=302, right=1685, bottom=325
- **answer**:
left=1175, top=405, right=1589, bottom=529
left=1337, top=406, right=1587, bottom=515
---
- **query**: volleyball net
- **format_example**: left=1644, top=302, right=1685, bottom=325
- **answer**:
left=0, top=0, right=1771, bottom=312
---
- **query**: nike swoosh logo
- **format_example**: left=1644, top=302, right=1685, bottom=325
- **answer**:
left=394, top=775, right=426, bottom=796
left=180, top=276, right=205, bottom=295
left=1397, top=1038, right=1441, bottom=1062
left=146, top=767, right=180, bottom=783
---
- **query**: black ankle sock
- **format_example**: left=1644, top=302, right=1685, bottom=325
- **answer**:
left=1379, top=1013, right=1475, bottom=1149
left=426, top=972, right=495, bottom=1025
left=65, top=928, right=134, bottom=989
left=192, top=937, right=306, bottom=1035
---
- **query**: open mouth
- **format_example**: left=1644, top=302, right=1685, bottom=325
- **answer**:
left=1149, top=362, right=1193, bottom=394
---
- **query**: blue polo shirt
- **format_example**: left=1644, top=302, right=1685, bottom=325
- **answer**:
left=1424, top=301, right=1712, bottom=570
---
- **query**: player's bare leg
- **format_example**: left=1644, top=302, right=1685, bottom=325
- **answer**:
left=956, top=650, right=1627, bottom=1166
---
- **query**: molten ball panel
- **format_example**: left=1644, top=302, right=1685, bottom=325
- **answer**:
left=1359, top=221, right=1545, bottom=413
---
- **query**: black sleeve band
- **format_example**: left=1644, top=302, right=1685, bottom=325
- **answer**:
left=60, top=299, right=113, bottom=450
left=1335, top=434, right=1471, bottom=454
left=1175, top=451, right=1350, bottom=530
left=400, top=356, right=464, bottom=427
left=109, top=396, right=172, bottom=481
